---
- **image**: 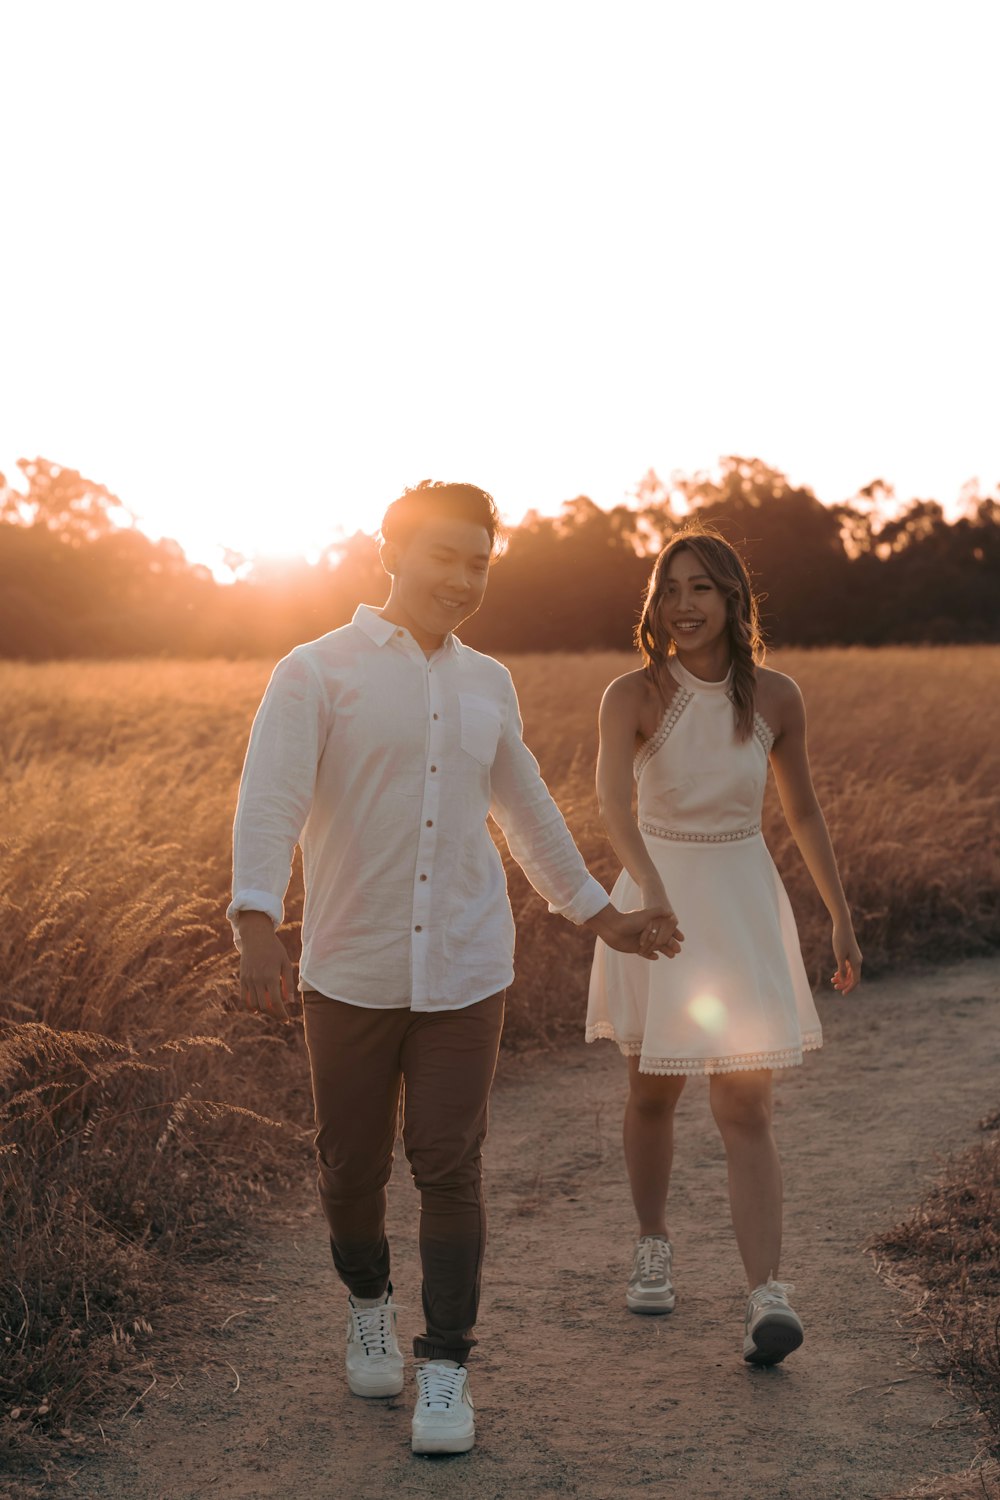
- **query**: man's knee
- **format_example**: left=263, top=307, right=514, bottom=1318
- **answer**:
left=315, top=1138, right=394, bottom=1202
left=404, top=1136, right=484, bottom=1199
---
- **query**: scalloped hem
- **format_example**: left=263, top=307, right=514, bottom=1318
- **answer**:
left=585, top=1023, right=823, bottom=1075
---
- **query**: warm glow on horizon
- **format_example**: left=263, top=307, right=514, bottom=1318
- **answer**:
left=2, top=1, right=998, bottom=573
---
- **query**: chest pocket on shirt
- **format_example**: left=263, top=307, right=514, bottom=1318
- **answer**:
left=459, top=692, right=503, bottom=766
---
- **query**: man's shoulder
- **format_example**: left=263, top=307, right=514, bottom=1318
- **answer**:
left=267, top=623, right=368, bottom=691
left=283, top=621, right=367, bottom=666
left=452, top=639, right=513, bottom=691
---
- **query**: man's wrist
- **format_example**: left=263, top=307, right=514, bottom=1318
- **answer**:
left=236, top=909, right=275, bottom=934
left=583, top=902, right=616, bottom=936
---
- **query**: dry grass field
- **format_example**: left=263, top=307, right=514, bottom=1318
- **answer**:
left=2, top=646, right=998, bottom=1462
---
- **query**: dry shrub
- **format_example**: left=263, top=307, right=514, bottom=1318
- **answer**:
left=871, top=1129, right=1000, bottom=1460
left=0, top=1025, right=286, bottom=1436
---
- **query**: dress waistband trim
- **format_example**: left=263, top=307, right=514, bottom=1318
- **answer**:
left=639, top=820, right=761, bottom=844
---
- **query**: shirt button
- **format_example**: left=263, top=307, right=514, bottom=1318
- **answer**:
left=430, top=765, right=437, bottom=773
left=432, top=713, right=439, bottom=720
left=425, top=819, right=433, bottom=827
left=419, top=873, right=427, bottom=881
left=414, top=924, right=422, bottom=932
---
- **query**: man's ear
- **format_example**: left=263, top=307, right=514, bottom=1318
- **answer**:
left=379, top=540, right=398, bottom=577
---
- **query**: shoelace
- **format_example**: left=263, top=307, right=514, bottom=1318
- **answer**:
left=350, top=1301, right=397, bottom=1357
left=749, top=1278, right=795, bottom=1313
left=416, top=1363, right=466, bottom=1410
left=636, top=1237, right=671, bottom=1282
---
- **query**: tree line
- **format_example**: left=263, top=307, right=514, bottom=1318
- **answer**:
left=1, top=455, right=998, bottom=660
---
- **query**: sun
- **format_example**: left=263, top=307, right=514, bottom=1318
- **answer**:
left=139, top=489, right=391, bottom=578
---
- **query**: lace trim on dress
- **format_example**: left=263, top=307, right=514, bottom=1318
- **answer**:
left=634, top=690, right=693, bottom=777
left=585, top=1023, right=823, bottom=1075
left=753, top=712, right=776, bottom=755
left=639, top=820, right=761, bottom=843
left=721, top=688, right=775, bottom=756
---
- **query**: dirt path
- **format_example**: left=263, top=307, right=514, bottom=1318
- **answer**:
left=81, top=959, right=999, bottom=1500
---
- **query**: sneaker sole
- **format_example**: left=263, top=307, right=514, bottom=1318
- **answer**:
left=347, top=1365, right=405, bottom=1398
left=627, top=1291, right=676, bottom=1315
left=412, top=1424, right=475, bottom=1455
left=743, top=1313, right=804, bottom=1366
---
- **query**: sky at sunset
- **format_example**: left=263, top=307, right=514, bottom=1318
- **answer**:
left=2, top=0, right=998, bottom=571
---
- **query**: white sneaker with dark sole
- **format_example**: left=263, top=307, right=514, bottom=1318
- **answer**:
left=411, top=1360, right=475, bottom=1454
left=743, top=1278, right=804, bottom=1366
left=345, top=1292, right=404, bottom=1397
left=627, top=1235, right=676, bottom=1314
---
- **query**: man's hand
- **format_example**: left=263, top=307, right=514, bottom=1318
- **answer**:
left=585, top=902, right=684, bottom=960
left=236, top=910, right=295, bottom=1022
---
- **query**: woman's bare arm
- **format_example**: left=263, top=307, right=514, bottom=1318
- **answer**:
left=766, top=673, right=862, bottom=993
left=596, top=675, right=681, bottom=936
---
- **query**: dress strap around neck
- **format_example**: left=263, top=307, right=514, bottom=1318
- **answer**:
left=669, top=656, right=733, bottom=694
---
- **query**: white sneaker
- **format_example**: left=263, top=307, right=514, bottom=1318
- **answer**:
left=743, top=1278, right=804, bottom=1365
left=411, top=1359, right=475, bottom=1454
left=627, top=1235, right=676, bottom=1314
left=345, top=1292, right=404, bottom=1397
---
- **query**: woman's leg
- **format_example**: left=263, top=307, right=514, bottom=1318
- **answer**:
left=709, top=1069, right=782, bottom=1289
left=623, top=1058, right=686, bottom=1236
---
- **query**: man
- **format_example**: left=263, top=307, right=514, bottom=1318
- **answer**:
left=229, top=480, right=681, bottom=1455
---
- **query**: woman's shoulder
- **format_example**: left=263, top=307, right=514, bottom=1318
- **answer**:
left=602, top=666, right=676, bottom=742
left=755, top=664, right=800, bottom=698
left=755, top=666, right=804, bottom=735
left=601, top=667, right=661, bottom=723
left=603, top=667, right=648, bottom=703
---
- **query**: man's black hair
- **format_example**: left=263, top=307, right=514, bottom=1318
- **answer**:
left=380, top=480, right=505, bottom=556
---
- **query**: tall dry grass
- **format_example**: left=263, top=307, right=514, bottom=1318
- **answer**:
left=871, top=1117, right=1000, bottom=1460
left=1, top=648, right=998, bottom=1452
left=1, top=662, right=306, bottom=1458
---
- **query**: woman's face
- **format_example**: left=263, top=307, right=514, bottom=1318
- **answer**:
left=657, top=548, right=729, bottom=652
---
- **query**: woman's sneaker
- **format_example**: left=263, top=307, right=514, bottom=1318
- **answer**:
left=627, top=1235, right=676, bottom=1314
left=411, top=1359, right=475, bottom=1454
left=345, top=1291, right=404, bottom=1396
left=743, top=1278, right=804, bottom=1365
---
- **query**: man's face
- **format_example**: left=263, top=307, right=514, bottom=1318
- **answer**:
left=385, top=517, right=492, bottom=646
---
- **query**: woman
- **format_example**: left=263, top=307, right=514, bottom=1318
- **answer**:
left=586, top=525, right=862, bottom=1365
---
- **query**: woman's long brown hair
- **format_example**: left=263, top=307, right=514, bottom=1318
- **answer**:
left=635, top=525, right=765, bottom=741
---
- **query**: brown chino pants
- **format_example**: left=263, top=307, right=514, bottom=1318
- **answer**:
left=301, top=989, right=505, bottom=1363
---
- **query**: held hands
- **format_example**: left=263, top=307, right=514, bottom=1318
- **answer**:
left=236, top=910, right=295, bottom=1022
left=586, top=901, right=685, bottom=960
left=633, top=880, right=684, bottom=959
left=831, top=921, right=863, bottom=994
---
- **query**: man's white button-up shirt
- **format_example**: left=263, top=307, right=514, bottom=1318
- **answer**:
left=228, top=605, right=608, bottom=1009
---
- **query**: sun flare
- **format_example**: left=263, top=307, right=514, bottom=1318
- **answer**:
left=687, top=994, right=728, bottom=1036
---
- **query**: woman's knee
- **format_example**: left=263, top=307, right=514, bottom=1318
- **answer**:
left=709, top=1075, right=773, bottom=1135
left=627, top=1068, right=685, bottom=1120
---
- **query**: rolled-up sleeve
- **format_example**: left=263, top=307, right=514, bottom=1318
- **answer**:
left=488, top=674, right=608, bottom=925
left=227, top=650, right=327, bottom=945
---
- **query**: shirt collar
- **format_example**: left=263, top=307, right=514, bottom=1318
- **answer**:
left=352, top=604, right=461, bottom=657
